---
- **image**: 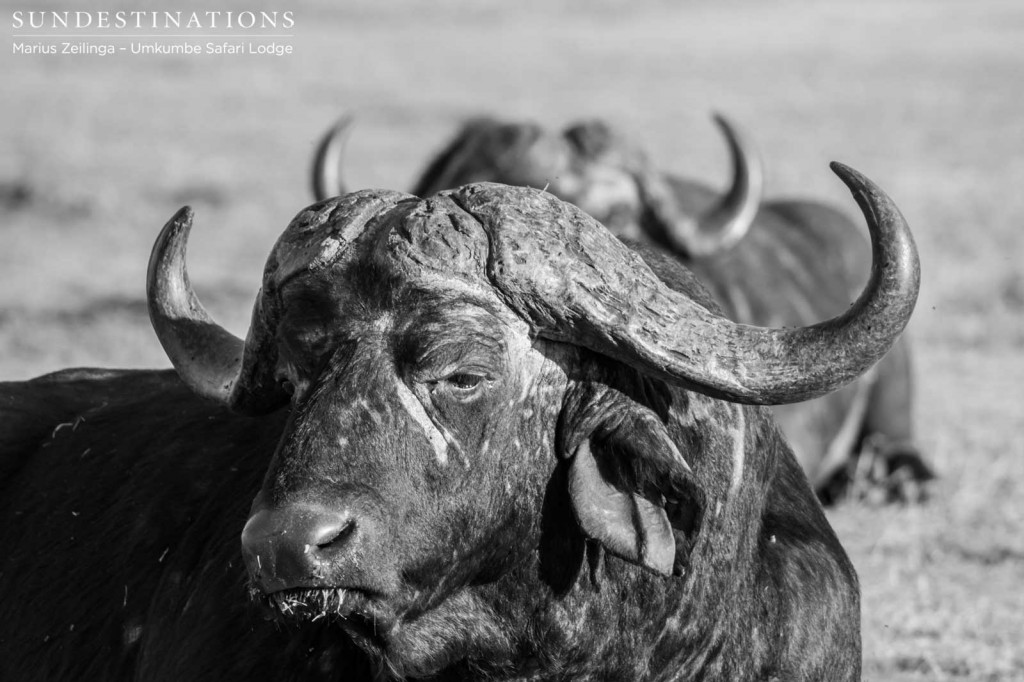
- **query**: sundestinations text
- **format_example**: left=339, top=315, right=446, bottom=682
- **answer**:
left=13, top=41, right=294, bottom=56
left=11, top=11, right=294, bottom=30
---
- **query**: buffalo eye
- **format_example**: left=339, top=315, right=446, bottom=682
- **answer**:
left=430, top=371, right=489, bottom=402
left=445, top=373, right=485, bottom=391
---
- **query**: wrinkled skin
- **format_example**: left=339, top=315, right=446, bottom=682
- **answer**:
left=0, top=367, right=855, bottom=681
left=2, top=176, right=923, bottom=679
left=181, top=181, right=913, bottom=680
left=314, top=116, right=932, bottom=500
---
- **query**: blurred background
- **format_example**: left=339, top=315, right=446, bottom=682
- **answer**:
left=2, top=0, right=1022, bottom=678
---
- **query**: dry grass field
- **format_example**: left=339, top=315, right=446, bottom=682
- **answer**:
left=2, top=0, right=1022, bottom=679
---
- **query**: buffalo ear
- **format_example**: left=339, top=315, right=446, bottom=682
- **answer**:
left=559, top=380, right=702, bottom=578
left=565, top=404, right=702, bottom=578
left=569, top=439, right=676, bottom=575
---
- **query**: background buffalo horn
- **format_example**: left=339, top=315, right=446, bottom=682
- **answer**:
left=642, top=114, right=763, bottom=258
left=147, top=207, right=244, bottom=403
left=311, top=113, right=354, bottom=202
left=457, top=162, right=919, bottom=405
left=148, top=207, right=286, bottom=414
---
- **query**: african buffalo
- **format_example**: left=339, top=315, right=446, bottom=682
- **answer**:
left=312, top=113, right=763, bottom=256
left=313, top=115, right=932, bottom=501
left=1, top=164, right=917, bottom=680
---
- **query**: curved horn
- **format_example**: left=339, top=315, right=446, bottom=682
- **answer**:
left=643, top=114, right=763, bottom=257
left=147, top=208, right=287, bottom=414
left=457, top=162, right=919, bottom=405
left=311, top=114, right=354, bottom=202
left=147, top=207, right=244, bottom=403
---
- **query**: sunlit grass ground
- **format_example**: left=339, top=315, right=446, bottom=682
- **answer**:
left=2, top=1, right=1022, bottom=678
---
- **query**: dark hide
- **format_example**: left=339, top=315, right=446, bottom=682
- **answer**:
left=0, top=251, right=860, bottom=681
left=1, top=183, right=892, bottom=679
left=0, top=375, right=859, bottom=681
left=0, top=369, right=380, bottom=681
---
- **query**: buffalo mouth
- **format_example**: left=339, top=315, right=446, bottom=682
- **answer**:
left=255, top=586, right=392, bottom=636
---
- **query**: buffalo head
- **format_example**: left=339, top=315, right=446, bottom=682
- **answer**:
left=148, top=164, right=916, bottom=676
left=312, top=113, right=763, bottom=256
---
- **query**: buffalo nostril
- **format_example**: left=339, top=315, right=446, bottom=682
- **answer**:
left=241, top=505, right=366, bottom=592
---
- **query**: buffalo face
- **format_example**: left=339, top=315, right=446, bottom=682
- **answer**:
left=239, top=285, right=563, bottom=671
